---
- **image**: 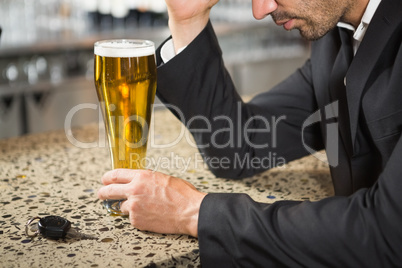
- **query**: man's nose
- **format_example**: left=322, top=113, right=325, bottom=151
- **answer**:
left=252, top=0, right=278, bottom=20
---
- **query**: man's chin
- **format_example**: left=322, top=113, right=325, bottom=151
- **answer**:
left=298, top=27, right=333, bottom=41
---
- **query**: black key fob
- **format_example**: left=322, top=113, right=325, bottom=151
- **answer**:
left=38, top=216, right=71, bottom=239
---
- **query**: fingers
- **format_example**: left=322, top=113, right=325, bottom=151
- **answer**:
left=119, top=199, right=133, bottom=217
left=101, top=169, right=140, bottom=185
left=99, top=169, right=151, bottom=200
left=97, top=183, right=130, bottom=200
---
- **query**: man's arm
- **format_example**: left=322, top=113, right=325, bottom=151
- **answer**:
left=156, top=21, right=323, bottom=178
left=97, top=135, right=402, bottom=266
left=198, top=133, right=402, bottom=267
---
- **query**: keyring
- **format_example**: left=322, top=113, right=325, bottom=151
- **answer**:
left=25, top=217, right=41, bottom=238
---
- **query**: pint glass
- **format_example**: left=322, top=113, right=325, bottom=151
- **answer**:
left=94, top=39, right=157, bottom=216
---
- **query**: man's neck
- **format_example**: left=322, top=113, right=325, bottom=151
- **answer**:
left=341, top=0, right=370, bottom=28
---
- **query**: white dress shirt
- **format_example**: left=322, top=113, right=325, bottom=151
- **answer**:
left=337, top=0, right=382, bottom=55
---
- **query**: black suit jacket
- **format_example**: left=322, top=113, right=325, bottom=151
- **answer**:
left=156, top=0, right=402, bottom=266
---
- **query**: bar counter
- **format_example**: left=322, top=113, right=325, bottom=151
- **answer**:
left=0, top=108, right=333, bottom=267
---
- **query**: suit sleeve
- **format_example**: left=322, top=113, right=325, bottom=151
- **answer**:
left=198, top=133, right=402, bottom=267
left=155, top=21, right=323, bottom=179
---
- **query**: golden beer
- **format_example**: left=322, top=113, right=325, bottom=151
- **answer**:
left=94, top=39, right=157, bottom=215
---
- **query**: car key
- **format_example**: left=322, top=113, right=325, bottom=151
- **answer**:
left=25, top=216, right=97, bottom=240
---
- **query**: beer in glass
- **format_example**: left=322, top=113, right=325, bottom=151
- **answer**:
left=94, top=39, right=157, bottom=216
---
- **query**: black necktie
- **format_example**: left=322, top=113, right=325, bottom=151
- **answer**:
left=330, top=27, right=354, bottom=157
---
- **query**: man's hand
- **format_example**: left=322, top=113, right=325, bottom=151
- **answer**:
left=97, top=169, right=207, bottom=237
left=164, top=0, right=220, bottom=51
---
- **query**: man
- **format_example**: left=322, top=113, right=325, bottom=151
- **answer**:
left=98, top=0, right=402, bottom=266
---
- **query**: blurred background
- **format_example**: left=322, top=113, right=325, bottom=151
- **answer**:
left=0, top=0, right=310, bottom=139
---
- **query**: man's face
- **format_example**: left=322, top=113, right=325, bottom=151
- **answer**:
left=252, top=0, right=350, bottom=40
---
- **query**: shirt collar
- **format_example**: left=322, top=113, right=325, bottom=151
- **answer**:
left=337, top=0, right=382, bottom=52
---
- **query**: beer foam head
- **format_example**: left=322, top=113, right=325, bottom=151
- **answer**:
left=94, top=40, right=155, bottom=58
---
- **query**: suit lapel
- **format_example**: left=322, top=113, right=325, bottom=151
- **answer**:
left=346, top=0, right=402, bottom=151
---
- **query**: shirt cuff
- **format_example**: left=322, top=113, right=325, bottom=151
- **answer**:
left=160, top=39, right=187, bottom=63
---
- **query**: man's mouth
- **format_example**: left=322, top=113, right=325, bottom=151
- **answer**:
left=275, top=19, right=295, bottom=30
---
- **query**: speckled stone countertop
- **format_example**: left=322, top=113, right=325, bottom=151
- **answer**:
left=0, top=108, right=333, bottom=268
